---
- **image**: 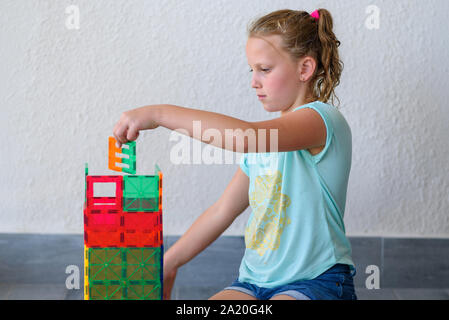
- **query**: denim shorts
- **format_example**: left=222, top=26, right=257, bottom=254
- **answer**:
left=224, top=264, right=357, bottom=300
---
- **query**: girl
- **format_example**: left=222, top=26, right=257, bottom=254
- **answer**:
left=113, top=8, right=357, bottom=300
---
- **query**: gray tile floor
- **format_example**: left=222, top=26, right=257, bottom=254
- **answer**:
left=0, top=234, right=448, bottom=300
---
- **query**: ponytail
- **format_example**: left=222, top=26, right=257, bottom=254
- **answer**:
left=313, top=8, right=343, bottom=106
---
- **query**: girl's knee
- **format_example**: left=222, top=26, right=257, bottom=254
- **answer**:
left=209, top=289, right=257, bottom=300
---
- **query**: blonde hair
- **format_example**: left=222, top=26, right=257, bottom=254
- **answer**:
left=247, top=9, right=343, bottom=107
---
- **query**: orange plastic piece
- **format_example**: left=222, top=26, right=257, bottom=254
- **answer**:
left=108, top=137, right=123, bottom=172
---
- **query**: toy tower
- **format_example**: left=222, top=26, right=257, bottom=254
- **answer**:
left=83, top=137, right=163, bottom=300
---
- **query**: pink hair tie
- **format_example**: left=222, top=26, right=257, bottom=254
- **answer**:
left=310, top=10, right=320, bottom=20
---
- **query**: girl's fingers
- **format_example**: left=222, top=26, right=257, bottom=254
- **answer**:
left=127, top=125, right=140, bottom=142
left=112, top=123, right=121, bottom=148
left=112, top=132, right=122, bottom=148
left=114, top=121, right=129, bottom=147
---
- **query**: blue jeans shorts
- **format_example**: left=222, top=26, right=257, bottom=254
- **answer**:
left=224, top=264, right=357, bottom=300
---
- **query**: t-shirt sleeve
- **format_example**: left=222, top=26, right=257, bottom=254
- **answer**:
left=239, top=153, right=250, bottom=176
left=307, top=105, right=333, bottom=163
left=294, top=104, right=334, bottom=163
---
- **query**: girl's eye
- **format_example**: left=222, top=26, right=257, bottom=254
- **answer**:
left=249, top=68, right=270, bottom=73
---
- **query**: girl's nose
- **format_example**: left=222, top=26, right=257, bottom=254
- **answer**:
left=251, top=75, right=261, bottom=89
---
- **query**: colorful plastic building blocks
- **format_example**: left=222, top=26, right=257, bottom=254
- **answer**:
left=84, top=138, right=163, bottom=300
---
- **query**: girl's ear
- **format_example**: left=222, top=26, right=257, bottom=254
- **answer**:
left=297, top=56, right=317, bottom=82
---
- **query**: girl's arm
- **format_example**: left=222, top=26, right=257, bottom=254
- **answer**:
left=113, top=104, right=326, bottom=153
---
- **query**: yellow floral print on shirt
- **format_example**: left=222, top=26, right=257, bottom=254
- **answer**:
left=245, top=169, right=291, bottom=256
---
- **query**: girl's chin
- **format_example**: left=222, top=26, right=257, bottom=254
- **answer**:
left=262, top=104, right=281, bottom=113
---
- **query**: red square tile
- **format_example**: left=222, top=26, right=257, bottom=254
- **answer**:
left=84, top=208, right=122, bottom=247
left=86, top=176, right=123, bottom=210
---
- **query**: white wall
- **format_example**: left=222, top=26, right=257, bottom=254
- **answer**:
left=1, top=0, right=448, bottom=237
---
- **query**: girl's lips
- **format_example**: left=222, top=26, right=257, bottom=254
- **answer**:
left=258, top=95, right=266, bottom=99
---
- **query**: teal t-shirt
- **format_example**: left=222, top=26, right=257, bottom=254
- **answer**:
left=238, top=100, right=355, bottom=288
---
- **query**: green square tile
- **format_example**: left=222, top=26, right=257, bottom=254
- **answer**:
left=123, top=176, right=159, bottom=212
left=87, top=248, right=162, bottom=300
left=88, top=248, right=123, bottom=282
left=125, top=248, right=161, bottom=282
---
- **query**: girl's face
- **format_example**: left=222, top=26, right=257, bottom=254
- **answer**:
left=246, top=35, right=309, bottom=114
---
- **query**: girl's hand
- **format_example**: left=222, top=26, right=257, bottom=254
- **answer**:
left=113, top=105, right=160, bottom=148
left=163, top=254, right=179, bottom=300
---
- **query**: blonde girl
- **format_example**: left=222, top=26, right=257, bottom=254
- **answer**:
left=113, top=8, right=357, bottom=300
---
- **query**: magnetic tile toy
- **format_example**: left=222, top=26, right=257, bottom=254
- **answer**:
left=84, top=137, right=163, bottom=300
